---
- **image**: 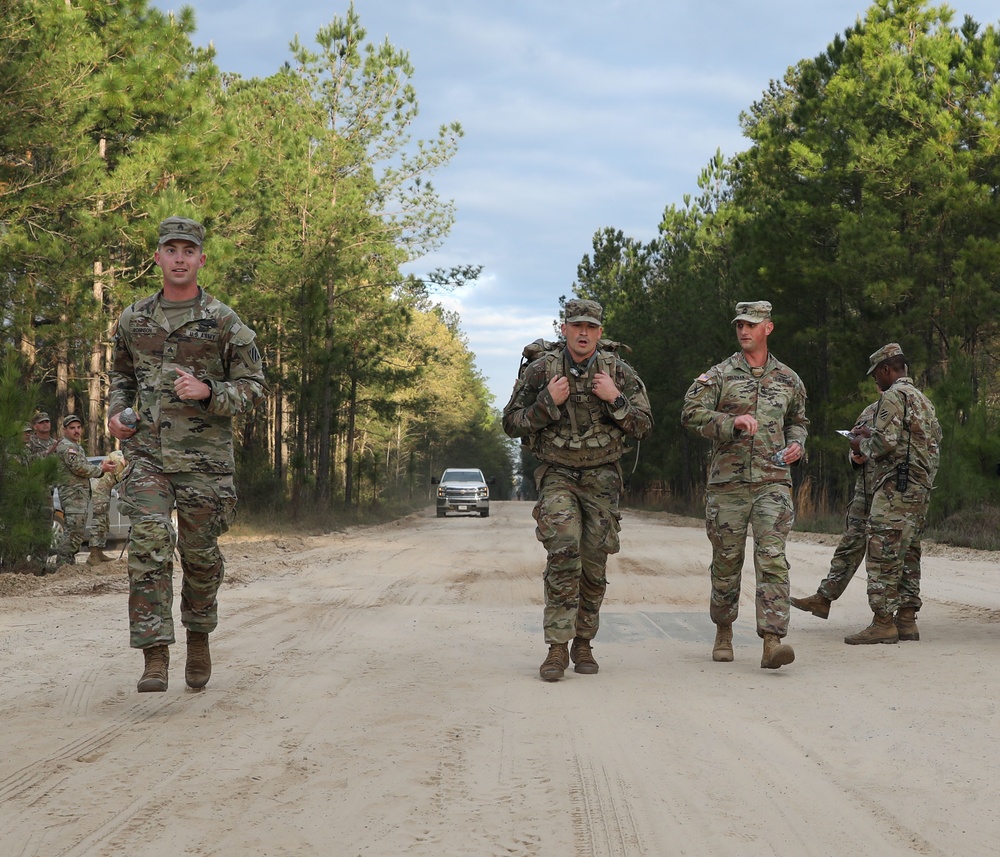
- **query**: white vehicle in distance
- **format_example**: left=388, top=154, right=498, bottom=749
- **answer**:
left=432, top=468, right=495, bottom=518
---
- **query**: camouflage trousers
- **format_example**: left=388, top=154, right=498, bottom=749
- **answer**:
left=117, top=463, right=237, bottom=649
left=865, top=483, right=929, bottom=617
left=533, top=463, right=622, bottom=645
left=705, top=481, right=794, bottom=637
left=88, top=479, right=113, bottom=549
left=55, top=483, right=90, bottom=564
left=818, top=485, right=922, bottom=604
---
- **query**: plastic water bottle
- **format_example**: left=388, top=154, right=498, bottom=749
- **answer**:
left=120, top=407, right=138, bottom=429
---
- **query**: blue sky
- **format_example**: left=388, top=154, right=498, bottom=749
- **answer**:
left=154, top=0, right=999, bottom=406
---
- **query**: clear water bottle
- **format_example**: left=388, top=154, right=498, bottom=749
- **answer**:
left=120, top=407, right=138, bottom=429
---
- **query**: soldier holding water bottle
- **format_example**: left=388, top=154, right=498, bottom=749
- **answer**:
left=680, top=301, right=809, bottom=670
left=109, top=216, right=265, bottom=694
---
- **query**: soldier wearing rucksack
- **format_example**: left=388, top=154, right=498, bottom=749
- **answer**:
left=502, top=298, right=652, bottom=681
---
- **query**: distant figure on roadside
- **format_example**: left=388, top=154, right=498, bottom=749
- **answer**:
left=26, top=412, right=56, bottom=461
left=53, top=415, right=115, bottom=568
left=502, top=298, right=653, bottom=681
left=681, top=300, right=808, bottom=670
left=843, top=343, right=941, bottom=645
left=20, top=422, right=32, bottom=462
left=792, top=398, right=926, bottom=626
left=109, top=216, right=266, bottom=694
left=87, top=449, right=127, bottom=566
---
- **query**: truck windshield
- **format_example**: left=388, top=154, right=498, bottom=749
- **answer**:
left=443, top=470, right=483, bottom=482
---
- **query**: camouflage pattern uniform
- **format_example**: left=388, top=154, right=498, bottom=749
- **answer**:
left=26, top=432, right=57, bottom=462
left=53, top=434, right=104, bottom=564
left=110, top=287, right=265, bottom=649
left=810, top=402, right=924, bottom=603
left=27, top=411, right=57, bottom=468
left=681, top=351, right=809, bottom=638
left=89, top=450, right=127, bottom=550
left=502, top=311, right=653, bottom=646
left=858, top=377, right=941, bottom=618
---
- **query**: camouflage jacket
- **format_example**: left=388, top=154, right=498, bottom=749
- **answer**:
left=681, top=351, right=809, bottom=485
left=109, top=288, right=266, bottom=474
left=26, top=433, right=56, bottom=461
left=54, top=438, right=102, bottom=490
left=859, top=377, right=941, bottom=492
left=848, top=401, right=879, bottom=502
left=502, top=346, right=653, bottom=468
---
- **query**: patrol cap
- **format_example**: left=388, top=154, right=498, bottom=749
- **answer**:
left=158, top=216, right=205, bottom=246
left=732, top=300, right=772, bottom=324
left=31, top=411, right=50, bottom=425
left=867, top=342, right=905, bottom=375
left=62, top=414, right=82, bottom=428
left=22, top=423, right=31, bottom=432
left=564, top=298, right=603, bottom=325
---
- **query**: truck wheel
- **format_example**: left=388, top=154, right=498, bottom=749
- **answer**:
left=480, top=509, right=489, bottom=518
left=437, top=508, right=446, bottom=518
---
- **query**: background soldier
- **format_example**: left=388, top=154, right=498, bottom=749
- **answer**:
left=109, top=216, right=265, bottom=694
left=87, top=449, right=127, bottom=565
left=681, top=300, right=809, bottom=669
left=845, top=343, right=941, bottom=645
left=502, top=298, right=653, bottom=681
left=53, top=415, right=115, bottom=568
left=26, top=412, right=56, bottom=460
left=792, top=400, right=926, bottom=624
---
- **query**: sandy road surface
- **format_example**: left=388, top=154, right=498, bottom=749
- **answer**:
left=2, top=501, right=999, bottom=856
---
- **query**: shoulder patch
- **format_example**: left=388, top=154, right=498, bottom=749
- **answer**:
left=696, top=373, right=712, bottom=383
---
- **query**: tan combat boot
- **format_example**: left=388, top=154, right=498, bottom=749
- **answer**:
left=790, top=592, right=831, bottom=619
left=712, top=623, right=734, bottom=662
left=539, top=643, right=569, bottom=681
left=86, top=549, right=112, bottom=566
left=844, top=613, right=898, bottom=645
left=895, top=607, right=920, bottom=641
left=185, top=630, right=212, bottom=689
left=761, top=633, right=795, bottom=669
left=137, top=644, right=169, bottom=692
left=570, top=637, right=599, bottom=674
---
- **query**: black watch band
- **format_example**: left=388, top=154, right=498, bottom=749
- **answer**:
left=612, top=394, right=628, bottom=410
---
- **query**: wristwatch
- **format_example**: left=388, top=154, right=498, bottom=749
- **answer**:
left=612, top=394, right=628, bottom=411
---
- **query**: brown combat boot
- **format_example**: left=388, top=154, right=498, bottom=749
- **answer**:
left=86, top=549, right=113, bottom=566
left=712, top=623, right=734, bottom=662
left=539, top=643, right=569, bottom=681
left=790, top=592, right=831, bottom=619
left=570, top=637, right=599, bottom=674
left=185, top=630, right=212, bottom=689
left=895, top=607, right=920, bottom=641
left=844, top=613, right=898, bottom=645
left=137, top=644, right=169, bottom=692
left=760, top=633, right=795, bottom=669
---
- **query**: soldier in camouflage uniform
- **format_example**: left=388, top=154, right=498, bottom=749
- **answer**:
left=844, top=343, right=941, bottom=645
left=87, top=449, right=127, bottom=565
left=681, top=301, right=808, bottom=670
left=26, top=412, right=56, bottom=461
left=792, top=400, right=925, bottom=623
left=53, top=415, right=116, bottom=567
left=108, top=216, right=266, bottom=693
left=502, top=299, right=653, bottom=681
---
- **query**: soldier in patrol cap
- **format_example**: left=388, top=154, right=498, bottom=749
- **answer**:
left=53, top=415, right=115, bottom=567
left=108, top=215, right=266, bottom=693
left=503, top=298, right=653, bottom=681
left=27, top=411, right=56, bottom=461
left=681, top=300, right=809, bottom=669
left=843, top=343, right=941, bottom=644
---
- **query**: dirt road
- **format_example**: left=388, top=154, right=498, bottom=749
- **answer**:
left=2, top=501, right=999, bottom=856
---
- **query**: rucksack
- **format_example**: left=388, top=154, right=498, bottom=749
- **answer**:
left=517, top=337, right=633, bottom=383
